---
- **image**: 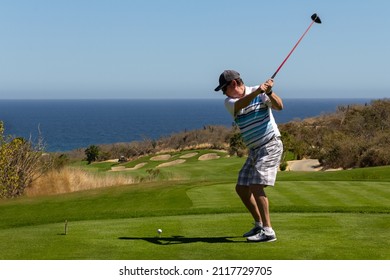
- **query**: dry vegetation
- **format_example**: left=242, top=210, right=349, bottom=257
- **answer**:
left=25, top=167, right=136, bottom=197
left=0, top=121, right=52, bottom=198
left=280, top=99, right=390, bottom=169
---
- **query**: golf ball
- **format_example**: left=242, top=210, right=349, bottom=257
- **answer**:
left=157, top=229, right=162, bottom=234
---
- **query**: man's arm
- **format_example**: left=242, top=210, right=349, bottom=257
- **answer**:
left=234, top=88, right=263, bottom=115
left=234, top=79, right=283, bottom=114
left=263, top=79, right=283, bottom=111
left=267, top=91, right=284, bottom=111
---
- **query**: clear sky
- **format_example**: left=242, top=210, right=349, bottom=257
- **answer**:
left=0, top=0, right=389, bottom=99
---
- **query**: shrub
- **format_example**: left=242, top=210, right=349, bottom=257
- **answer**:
left=0, top=121, right=51, bottom=198
left=228, top=125, right=246, bottom=157
left=85, top=145, right=100, bottom=164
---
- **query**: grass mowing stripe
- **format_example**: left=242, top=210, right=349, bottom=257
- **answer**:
left=319, top=181, right=371, bottom=207
left=334, top=182, right=388, bottom=206
left=311, top=181, right=358, bottom=206
left=186, top=183, right=240, bottom=209
left=297, top=182, right=352, bottom=207
left=300, top=181, right=350, bottom=206
left=274, top=181, right=320, bottom=206
left=273, top=181, right=390, bottom=211
left=357, top=182, right=390, bottom=204
left=325, top=181, right=390, bottom=207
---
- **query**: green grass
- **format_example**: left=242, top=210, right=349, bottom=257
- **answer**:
left=1, top=151, right=389, bottom=259
left=1, top=213, right=388, bottom=260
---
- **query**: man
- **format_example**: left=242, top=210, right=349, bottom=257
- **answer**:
left=215, top=70, right=283, bottom=242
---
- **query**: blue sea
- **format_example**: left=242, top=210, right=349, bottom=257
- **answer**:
left=0, top=99, right=371, bottom=152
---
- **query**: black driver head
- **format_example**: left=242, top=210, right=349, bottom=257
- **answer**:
left=311, top=13, right=322, bottom=24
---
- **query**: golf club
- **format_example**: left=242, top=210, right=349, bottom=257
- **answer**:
left=271, top=13, right=321, bottom=79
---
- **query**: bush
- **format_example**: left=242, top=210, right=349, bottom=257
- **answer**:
left=228, top=124, right=246, bottom=157
left=0, top=121, right=51, bottom=198
left=358, top=147, right=390, bottom=167
left=85, top=145, right=100, bottom=164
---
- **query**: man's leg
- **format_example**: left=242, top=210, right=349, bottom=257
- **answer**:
left=236, top=184, right=263, bottom=237
left=236, top=185, right=262, bottom=223
left=249, top=185, right=271, bottom=228
left=246, top=184, right=277, bottom=242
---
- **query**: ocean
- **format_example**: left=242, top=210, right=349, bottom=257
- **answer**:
left=0, top=98, right=371, bottom=152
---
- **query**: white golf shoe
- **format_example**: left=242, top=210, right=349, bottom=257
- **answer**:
left=247, top=231, right=277, bottom=242
left=243, top=225, right=263, bottom=238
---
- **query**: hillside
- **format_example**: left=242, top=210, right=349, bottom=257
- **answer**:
left=280, top=99, right=390, bottom=169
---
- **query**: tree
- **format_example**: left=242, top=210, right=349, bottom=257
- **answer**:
left=85, top=145, right=100, bottom=164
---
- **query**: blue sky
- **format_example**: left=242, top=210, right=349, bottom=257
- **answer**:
left=0, top=0, right=389, bottom=99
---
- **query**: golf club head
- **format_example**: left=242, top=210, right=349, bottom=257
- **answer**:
left=311, top=13, right=322, bottom=24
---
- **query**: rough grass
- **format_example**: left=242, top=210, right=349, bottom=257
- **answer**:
left=26, top=167, right=136, bottom=196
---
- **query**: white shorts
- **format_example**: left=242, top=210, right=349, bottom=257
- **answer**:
left=237, top=137, right=283, bottom=187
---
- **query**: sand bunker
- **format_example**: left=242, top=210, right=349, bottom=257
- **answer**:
left=110, top=162, right=147, bottom=171
left=180, top=152, right=198, bottom=159
left=150, top=154, right=171, bottom=161
left=157, top=159, right=186, bottom=168
left=287, top=159, right=321, bottom=171
left=110, top=166, right=126, bottom=171
left=198, top=153, right=220, bottom=161
left=103, top=159, right=120, bottom=163
left=126, top=162, right=147, bottom=170
left=108, top=151, right=221, bottom=172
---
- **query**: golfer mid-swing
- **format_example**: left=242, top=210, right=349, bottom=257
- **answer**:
left=215, top=70, right=283, bottom=242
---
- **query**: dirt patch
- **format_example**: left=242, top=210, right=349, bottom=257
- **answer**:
left=198, top=153, right=220, bottom=161
left=157, top=159, right=186, bottom=168
left=180, top=152, right=198, bottom=159
left=150, top=154, right=171, bottom=161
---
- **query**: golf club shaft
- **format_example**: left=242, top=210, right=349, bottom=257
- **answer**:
left=271, top=19, right=316, bottom=79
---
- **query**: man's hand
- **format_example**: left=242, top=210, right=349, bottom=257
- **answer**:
left=260, top=79, right=274, bottom=94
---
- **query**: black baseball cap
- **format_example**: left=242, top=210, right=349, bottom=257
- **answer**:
left=214, top=70, right=240, bottom=91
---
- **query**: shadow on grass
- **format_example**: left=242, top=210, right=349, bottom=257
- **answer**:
left=119, top=235, right=245, bottom=245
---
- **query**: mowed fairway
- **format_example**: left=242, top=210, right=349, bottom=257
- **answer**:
left=0, top=150, right=389, bottom=260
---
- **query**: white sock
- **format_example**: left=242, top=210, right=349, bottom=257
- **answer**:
left=255, top=221, right=263, bottom=228
left=263, top=227, right=275, bottom=235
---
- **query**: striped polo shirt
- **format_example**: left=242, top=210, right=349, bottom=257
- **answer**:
left=225, top=86, right=281, bottom=149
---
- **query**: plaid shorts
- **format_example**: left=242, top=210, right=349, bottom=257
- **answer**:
left=237, top=136, right=283, bottom=187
